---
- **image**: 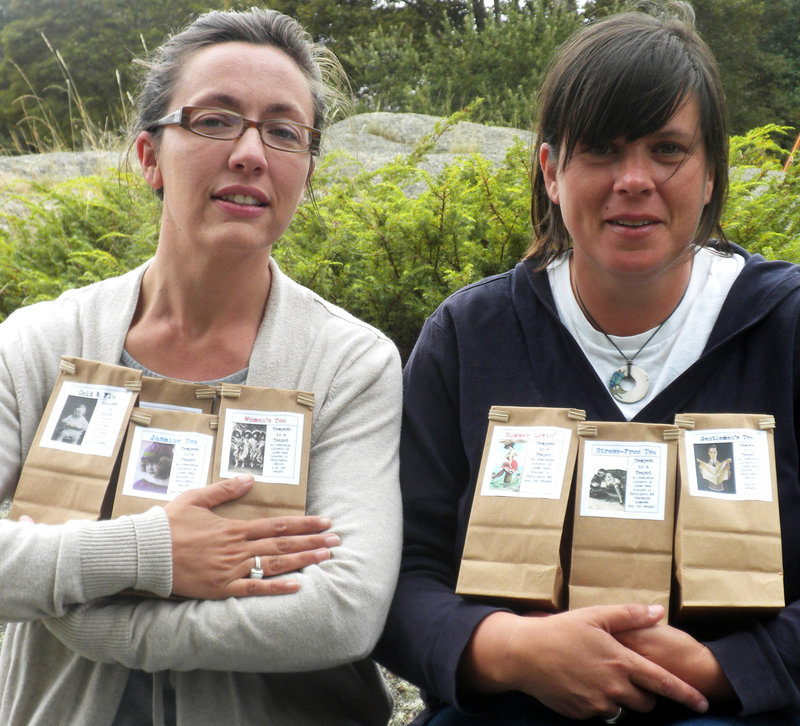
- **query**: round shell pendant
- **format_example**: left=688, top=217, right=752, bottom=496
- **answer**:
left=608, top=363, right=649, bottom=404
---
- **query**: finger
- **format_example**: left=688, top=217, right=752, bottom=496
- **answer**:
left=252, top=531, right=340, bottom=557
left=180, top=475, right=255, bottom=509
left=592, top=603, right=666, bottom=634
left=630, top=655, right=709, bottom=713
left=227, top=577, right=302, bottom=598
left=243, top=515, right=333, bottom=540
left=242, top=547, right=333, bottom=580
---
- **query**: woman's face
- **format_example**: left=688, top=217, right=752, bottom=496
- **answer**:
left=540, top=95, right=714, bottom=285
left=137, top=42, right=316, bottom=258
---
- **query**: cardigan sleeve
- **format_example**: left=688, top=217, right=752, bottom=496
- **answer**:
left=44, top=335, right=403, bottom=673
left=0, top=301, right=172, bottom=622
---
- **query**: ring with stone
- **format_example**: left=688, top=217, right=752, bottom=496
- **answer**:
left=249, top=555, right=264, bottom=580
left=601, top=706, right=625, bottom=724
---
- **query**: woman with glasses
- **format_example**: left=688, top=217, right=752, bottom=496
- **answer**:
left=376, top=4, right=800, bottom=726
left=0, top=8, right=402, bottom=726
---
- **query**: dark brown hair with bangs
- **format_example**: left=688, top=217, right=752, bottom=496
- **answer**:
left=527, top=3, right=729, bottom=266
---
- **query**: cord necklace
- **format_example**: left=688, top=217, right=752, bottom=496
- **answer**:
left=572, top=277, right=688, bottom=404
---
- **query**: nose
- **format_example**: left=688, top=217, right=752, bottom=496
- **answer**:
left=229, top=126, right=267, bottom=173
left=612, top=149, right=657, bottom=195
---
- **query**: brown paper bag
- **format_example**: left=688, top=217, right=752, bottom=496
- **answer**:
left=569, top=421, right=678, bottom=612
left=10, top=356, right=142, bottom=523
left=673, top=413, right=784, bottom=616
left=111, top=407, right=219, bottom=517
left=137, top=376, right=216, bottom=414
left=456, top=406, right=586, bottom=611
left=210, top=384, right=314, bottom=519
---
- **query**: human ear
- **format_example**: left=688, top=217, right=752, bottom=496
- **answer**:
left=137, top=132, right=163, bottom=191
left=539, top=143, right=560, bottom=205
left=703, top=165, right=714, bottom=205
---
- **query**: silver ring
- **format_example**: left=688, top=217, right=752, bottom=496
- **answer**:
left=601, top=706, right=625, bottom=724
left=249, top=555, right=264, bottom=580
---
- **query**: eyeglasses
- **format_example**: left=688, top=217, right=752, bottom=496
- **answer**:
left=149, top=106, right=321, bottom=155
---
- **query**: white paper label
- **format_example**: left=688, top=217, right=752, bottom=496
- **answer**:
left=579, top=440, right=668, bottom=520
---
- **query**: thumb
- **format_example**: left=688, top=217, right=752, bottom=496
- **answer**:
left=184, top=475, right=255, bottom=510
left=594, top=603, right=665, bottom=634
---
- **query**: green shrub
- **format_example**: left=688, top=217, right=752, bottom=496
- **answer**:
left=0, top=122, right=798, bottom=362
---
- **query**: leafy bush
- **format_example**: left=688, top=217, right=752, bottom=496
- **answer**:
left=0, top=172, right=159, bottom=317
left=1, top=122, right=798, bottom=361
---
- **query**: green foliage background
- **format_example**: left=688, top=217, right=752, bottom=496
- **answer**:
left=2, top=123, right=798, bottom=361
left=0, top=0, right=798, bottom=150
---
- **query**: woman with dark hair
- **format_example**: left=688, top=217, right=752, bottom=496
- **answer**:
left=0, top=8, right=401, bottom=725
left=376, top=4, right=800, bottom=725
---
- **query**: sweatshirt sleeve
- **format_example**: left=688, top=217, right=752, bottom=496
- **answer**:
left=44, top=337, right=403, bottom=673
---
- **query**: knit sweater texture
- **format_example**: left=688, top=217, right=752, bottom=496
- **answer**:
left=0, top=259, right=403, bottom=725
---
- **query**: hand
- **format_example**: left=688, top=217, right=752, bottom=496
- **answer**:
left=164, top=475, right=339, bottom=599
left=615, top=623, right=736, bottom=703
left=460, top=604, right=710, bottom=720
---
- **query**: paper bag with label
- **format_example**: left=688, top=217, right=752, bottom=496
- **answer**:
left=211, top=384, right=314, bottom=519
left=137, top=376, right=216, bottom=414
left=111, top=407, right=218, bottom=518
left=569, top=421, right=678, bottom=612
left=456, top=406, right=585, bottom=611
left=9, top=356, right=142, bottom=523
left=673, top=413, right=784, bottom=616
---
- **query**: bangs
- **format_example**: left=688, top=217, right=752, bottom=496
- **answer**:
left=543, top=24, right=706, bottom=165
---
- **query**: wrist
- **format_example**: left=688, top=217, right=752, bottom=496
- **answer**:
left=458, top=611, right=523, bottom=694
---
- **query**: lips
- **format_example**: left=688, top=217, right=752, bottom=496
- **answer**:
left=212, top=187, right=269, bottom=207
left=611, top=219, right=655, bottom=228
left=216, top=193, right=266, bottom=207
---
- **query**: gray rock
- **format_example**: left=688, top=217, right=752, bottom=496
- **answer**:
left=0, top=113, right=529, bottom=185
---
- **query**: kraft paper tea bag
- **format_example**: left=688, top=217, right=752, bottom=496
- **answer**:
left=673, top=413, right=784, bottom=616
left=111, top=407, right=218, bottom=518
left=10, top=356, right=141, bottom=523
left=137, top=375, right=216, bottom=414
left=211, top=384, right=314, bottom=519
left=569, top=421, right=678, bottom=612
left=456, top=406, right=585, bottom=611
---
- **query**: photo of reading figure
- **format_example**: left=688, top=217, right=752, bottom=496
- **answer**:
left=0, top=8, right=402, bottom=726
left=52, top=398, right=94, bottom=444
left=376, top=4, right=800, bottom=725
left=696, top=444, right=734, bottom=493
left=589, top=468, right=627, bottom=507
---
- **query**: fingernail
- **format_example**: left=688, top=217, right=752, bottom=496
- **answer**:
left=235, top=474, right=254, bottom=485
left=698, top=698, right=709, bottom=712
left=315, top=548, right=332, bottom=561
left=318, top=517, right=332, bottom=529
left=648, top=604, right=663, bottom=618
left=324, top=534, right=340, bottom=547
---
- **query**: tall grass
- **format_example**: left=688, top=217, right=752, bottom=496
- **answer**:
left=2, top=34, right=133, bottom=155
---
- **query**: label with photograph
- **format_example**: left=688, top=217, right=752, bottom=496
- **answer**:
left=579, top=440, right=668, bottom=520
left=40, top=382, right=134, bottom=458
left=121, top=426, right=215, bottom=501
left=683, top=428, right=772, bottom=501
left=479, top=425, right=572, bottom=499
left=220, top=409, right=304, bottom=485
